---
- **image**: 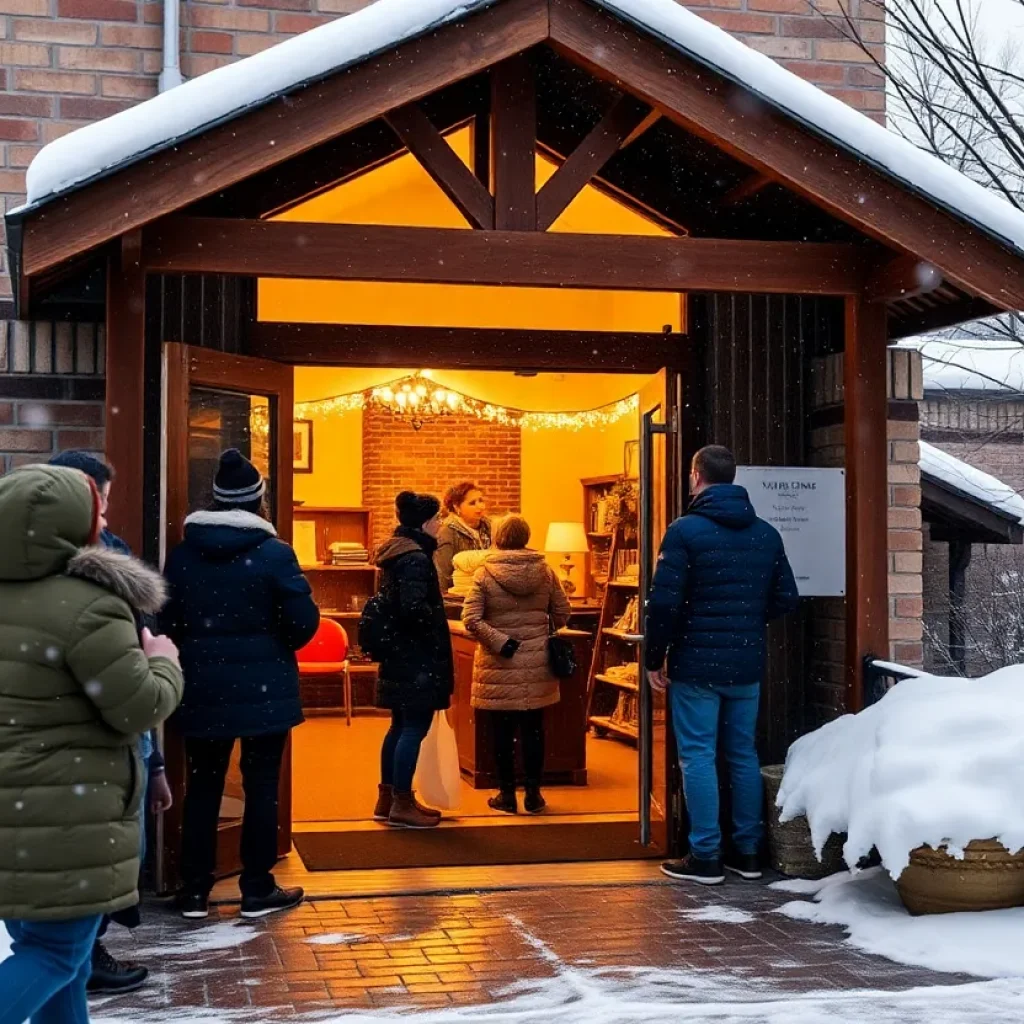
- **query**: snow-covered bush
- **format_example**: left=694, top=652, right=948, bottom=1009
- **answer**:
left=777, top=668, right=1024, bottom=878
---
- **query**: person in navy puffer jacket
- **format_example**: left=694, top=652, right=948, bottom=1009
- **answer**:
left=163, top=449, right=319, bottom=921
left=645, top=445, right=798, bottom=887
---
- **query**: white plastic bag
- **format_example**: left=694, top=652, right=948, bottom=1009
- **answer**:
left=413, top=711, right=461, bottom=811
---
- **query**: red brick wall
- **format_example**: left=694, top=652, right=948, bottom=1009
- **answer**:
left=362, top=404, right=520, bottom=552
left=0, top=396, right=104, bottom=472
left=0, top=0, right=884, bottom=299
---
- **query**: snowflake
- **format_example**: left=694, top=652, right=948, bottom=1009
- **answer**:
left=73, top=784, right=87, bottom=796
left=45, top=646, right=60, bottom=662
left=84, top=681, right=103, bottom=698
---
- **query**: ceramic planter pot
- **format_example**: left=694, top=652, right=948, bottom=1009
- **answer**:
left=895, top=839, right=1024, bottom=915
left=762, top=765, right=846, bottom=879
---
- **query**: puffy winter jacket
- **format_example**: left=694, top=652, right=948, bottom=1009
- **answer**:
left=644, top=484, right=799, bottom=688
left=462, top=550, right=571, bottom=711
left=0, top=466, right=183, bottom=921
left=435, top=516, right=491, bottom=594
left=162, top=509, right=320, bottom=739
left=374, top=527, right=454, bottom=713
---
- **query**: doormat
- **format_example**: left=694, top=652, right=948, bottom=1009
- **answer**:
left=292, top=819, right=642, bottom=871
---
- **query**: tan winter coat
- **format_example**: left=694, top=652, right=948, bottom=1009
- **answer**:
left=462, top=550, right=572, bottom=711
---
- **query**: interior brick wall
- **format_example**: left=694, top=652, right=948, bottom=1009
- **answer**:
left=361, top=404, right=521, bottom=552
left=0, top=0, right=885, bottom=300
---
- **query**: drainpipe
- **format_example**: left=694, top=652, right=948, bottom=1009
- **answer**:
left=159, top=0, right=183, bottom=93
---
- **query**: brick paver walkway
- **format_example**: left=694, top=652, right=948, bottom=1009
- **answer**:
left=91, top=879, right=1001, bottom=1023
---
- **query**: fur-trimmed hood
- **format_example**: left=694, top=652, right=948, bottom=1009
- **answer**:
left=66, top=545, right=168, bottom=616
left=183, top=508, right=277, bottom=560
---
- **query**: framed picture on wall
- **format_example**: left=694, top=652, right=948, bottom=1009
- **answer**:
left=623, top=439, right=639, bottom=480
left=293, top=419, right=313, bottom=473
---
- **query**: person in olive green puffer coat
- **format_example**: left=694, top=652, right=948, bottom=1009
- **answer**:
left=0, top=464, right=184, bottom=1024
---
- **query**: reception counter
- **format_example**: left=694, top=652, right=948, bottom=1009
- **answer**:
left=448, top=621, right=592, bottom=789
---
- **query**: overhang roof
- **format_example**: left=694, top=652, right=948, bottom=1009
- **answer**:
left=10, top=0, right=1024, bottom=328
left=921, top=440, right=1024, bottom=545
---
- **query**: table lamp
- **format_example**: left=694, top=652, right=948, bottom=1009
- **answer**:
left=545, top=521, right=590, bottom=597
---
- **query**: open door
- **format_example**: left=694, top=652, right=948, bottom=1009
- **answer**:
left=638, top=369, right=682, bottom=853
left=156, top=343, right=294, bottom=892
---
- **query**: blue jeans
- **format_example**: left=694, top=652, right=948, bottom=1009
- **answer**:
left=670, top=681, right=763, bottom=860
left=0, top=915, right=102, bottom=1024
left=381, top=708, right=435, bottom=792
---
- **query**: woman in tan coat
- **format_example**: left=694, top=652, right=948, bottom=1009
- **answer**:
left=462, top=515, right=571, bottom=814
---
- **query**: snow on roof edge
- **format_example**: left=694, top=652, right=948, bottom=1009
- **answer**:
left=920, top=440, right=1024, bottom=526
left=15, top=0, right=495, bottom=214
left=14, top=0, right=1024, bottom=270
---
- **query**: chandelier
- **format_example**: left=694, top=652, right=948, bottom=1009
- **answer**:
left=369, top=372, right=471, bottom=431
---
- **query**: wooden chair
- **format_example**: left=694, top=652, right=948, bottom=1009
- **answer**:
left=297, top=618, right=352, bottom=725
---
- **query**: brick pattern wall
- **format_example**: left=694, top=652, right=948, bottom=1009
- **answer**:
left=805, top=348, right=924, bottom=723
left=0, top=395, right=104, bottom=471
left=361, top=404, right=521, bottom=552
left=0, top=0, right=885, bottom=299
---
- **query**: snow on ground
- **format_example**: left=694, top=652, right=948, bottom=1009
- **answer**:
left=776, top=869, right=1024, bottom=980
left=919, top=441, right=1024, bottom=524
left=127, top=921, right=260, bottom=957
left=305, top=932, right=367, bottom=945
left=679, top=905, right=756, bottom=924
left=777, top=667, right=1024, bottom=878
left=20, top=0, right=1024, bottom=263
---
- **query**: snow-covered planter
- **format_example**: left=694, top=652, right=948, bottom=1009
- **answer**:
left=897, top=840, right=1024, bottom=915
left=776, top=666, right=1024, bottom=914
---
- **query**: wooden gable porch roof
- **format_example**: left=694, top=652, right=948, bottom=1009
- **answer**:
left=9, top=0, right=1024, bottom=332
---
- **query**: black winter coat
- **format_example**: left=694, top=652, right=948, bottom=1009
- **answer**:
left=374, top=527, right=454, bottom=713
left=163, top=509, right=320, bottom=738
left=644, top=485, right=799, bottom=688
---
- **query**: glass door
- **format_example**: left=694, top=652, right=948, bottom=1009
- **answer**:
left=156, top=343, right=294, bottom=891
left=638, top=369, right=682, bottom=852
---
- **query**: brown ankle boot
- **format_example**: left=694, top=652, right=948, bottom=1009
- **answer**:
left=412, top=792, right=442, bottom=821
left=373, top=784, right=393, bottom=822
left=388, top=791, right=441, bottom=829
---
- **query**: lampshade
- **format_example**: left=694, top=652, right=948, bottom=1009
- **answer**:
left=545, top=521, right=589, bottom=554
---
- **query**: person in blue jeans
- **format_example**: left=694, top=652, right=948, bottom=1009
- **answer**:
left=645, top=445, right=799, bottom=885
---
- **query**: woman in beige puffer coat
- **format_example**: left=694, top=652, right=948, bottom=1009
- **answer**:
left=462, top=515, right=571, bottom=815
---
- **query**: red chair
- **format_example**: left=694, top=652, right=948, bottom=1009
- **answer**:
left=297, top=618, right=352, bottom=726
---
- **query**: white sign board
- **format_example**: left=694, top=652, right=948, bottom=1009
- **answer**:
left=734, top=467, right=846, bottom=597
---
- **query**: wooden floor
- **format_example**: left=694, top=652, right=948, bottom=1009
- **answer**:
left=291, top=715, right=639, bottom=822
left=210, top=853, right=670, bottom=902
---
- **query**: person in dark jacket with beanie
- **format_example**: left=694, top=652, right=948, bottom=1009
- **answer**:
left=645, top=445, right=799, bottom=887
left=163, top=449, right=319, bottom=920
left=372, top=491, right=454, bottom=830
left=49, top=450, right=171, bottom=996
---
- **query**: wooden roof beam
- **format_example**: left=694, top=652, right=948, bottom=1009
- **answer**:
left=140, top=216, right=866, bottom=294
left=866, top=253, right=942, bottom=304
left=548, top=0, right=1024, bottom=311
left=536, top=94, right=653, bottom=230
left=621, top=109, right=661, bottom=149
left=386, top=103, right=495, bottom=229
left=491, top=54, right=537, bottom=230
left=721, top=172, right=772, bottom=206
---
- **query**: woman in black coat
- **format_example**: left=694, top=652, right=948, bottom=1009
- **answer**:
left=163, top=449, right=319, bottom=920
left=372, top=492, right=454, bottom=830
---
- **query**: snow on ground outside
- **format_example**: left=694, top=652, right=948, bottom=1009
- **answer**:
left=919, top=440, right=1024, bottom=524
left=20, top=0, right=1024, bottom=264
left=776, top=869, right=1024, bottom=979
left=777, top=667, right=1024, bottom=879
left=898, top=336, right=1024, bottom=394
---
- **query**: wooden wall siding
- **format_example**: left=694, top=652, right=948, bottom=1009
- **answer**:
left=0, top=320, right=105, bottom=375
left=690, top=294, right=841, bottom=762
left=146, top=274, right=254, bottom=354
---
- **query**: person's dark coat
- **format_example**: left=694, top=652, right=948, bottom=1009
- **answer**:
left=163, top=509, right=320, bottom=739
left=374, top=527, right=454, bottom=712
left=435, top=516, right=491, bottom=594
left=644, top=484, right=799, bottom=688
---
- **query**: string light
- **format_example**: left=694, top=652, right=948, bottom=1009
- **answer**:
left=251, top=372, right=639, bottom=436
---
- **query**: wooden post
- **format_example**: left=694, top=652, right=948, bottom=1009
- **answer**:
left=490, top=54, right=536, bottom=230
left=105, top=231, right=146, bottom=554
left=844, top=294, right=889, bottom=710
